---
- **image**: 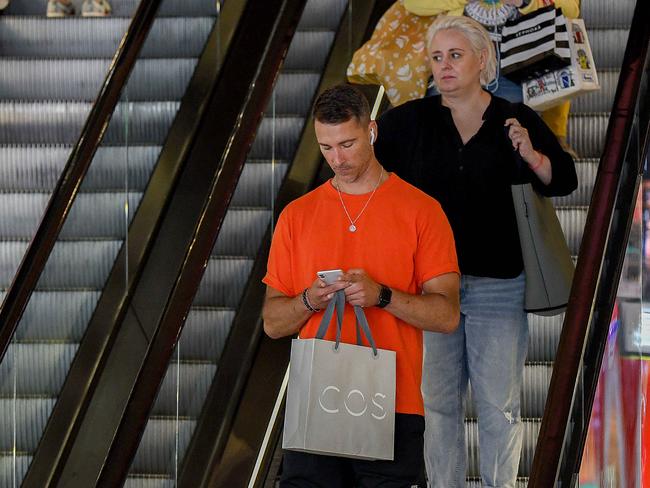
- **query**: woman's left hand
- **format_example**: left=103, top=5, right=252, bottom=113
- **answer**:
left=505, top=118, right=552, bottom=184
left=505, top=118, right=537, bottom=163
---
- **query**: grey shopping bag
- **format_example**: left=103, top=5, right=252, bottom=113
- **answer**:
left=512, top=182, right=574, bottom=315
left=283, top=290, right=396, bottom=460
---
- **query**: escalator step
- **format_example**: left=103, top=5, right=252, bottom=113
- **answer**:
left=12, top=290, right=101, bottom=342
left=581, top=0, right=636, bottom=28
left=129, top=417, right=196, bottom=474
left=552, top=159, right=598, bottom=208
left=231, top=161, right=289, bottom=207
left=0, top=17, right=213, bottom=58
left=588, top=28, right=631, bottom=70
left=567, top=113, right=610, bottom=159
left=212, top=208, right=272, bottom=257
left=0, top=454, right=31, bottom=488
left=177, top=308, right=235, bottom=360
left=0, top=343, right=78, bottom=395
left=151, top=362, right=217, bottom=417
left=0, top=239, right=122, bottom=288
left=123, top=478, right=175, bottom=488
left=556, top=207, right=588, bottom=256
left=267, top=72, right=323, bottom=115
left=572, top=70, right=619, bottom=114
left=248, top=116, right=305, bottom=160
left=0, top=101, right=178, bottom=145
left=4, top=0, right=218, bottom=17
left=0, top=398, right=56, bottom=451
left=284, top=31, right=337, bottom=71
left=0, top=145, right=161, bottom=191
left=193, top=257, right=254, bottom=308
left=0, top=58, right=197, bottom=101
left=527, top=313, right=563, bottom=363
left=297, top=0, right=347, bottom=29
left=0, top=192, right=141, bottom=239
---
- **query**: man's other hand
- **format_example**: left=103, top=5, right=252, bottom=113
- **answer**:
left=340, top=269, right=381, bottom=308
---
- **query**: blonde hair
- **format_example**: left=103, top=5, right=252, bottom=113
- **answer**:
left=426, top=15, right=497, bottom=87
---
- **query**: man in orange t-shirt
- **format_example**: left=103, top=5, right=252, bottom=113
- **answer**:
left=262, top=84, right=460, bottom=487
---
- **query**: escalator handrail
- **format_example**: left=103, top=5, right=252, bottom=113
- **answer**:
left=528, top=1, right=650, bottom=485
left=0, top=0, right=164, bottom=363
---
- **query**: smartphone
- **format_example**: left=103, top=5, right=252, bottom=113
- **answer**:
left=317, top=269, right=343, bottom=285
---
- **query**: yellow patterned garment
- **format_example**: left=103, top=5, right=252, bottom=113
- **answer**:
left=346, top=1, right=434, bottom=106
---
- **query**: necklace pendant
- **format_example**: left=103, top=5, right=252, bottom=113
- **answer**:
left=349, top=224, right=357, bottom=233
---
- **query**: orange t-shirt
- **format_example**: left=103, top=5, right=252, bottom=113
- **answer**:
left=263, top=173, right=459, bottom=415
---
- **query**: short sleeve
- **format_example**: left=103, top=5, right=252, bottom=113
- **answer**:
left=262, top=209, right=295, bottom=297
left=413, top=200, right=460, bottom=287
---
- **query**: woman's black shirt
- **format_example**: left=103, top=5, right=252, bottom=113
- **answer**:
left=375, top=95, right=578, bottom=278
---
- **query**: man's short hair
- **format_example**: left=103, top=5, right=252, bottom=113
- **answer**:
left=313, top=84, right=370, bottom=125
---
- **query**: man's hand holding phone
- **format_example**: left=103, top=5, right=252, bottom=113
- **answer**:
left=304, top=269, right=349, bottom=311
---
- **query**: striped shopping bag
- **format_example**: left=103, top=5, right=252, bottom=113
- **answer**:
left=500, top=6, right=571, bottom=83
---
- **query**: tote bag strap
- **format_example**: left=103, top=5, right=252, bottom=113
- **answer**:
left=314, top=290, right=380, bottom=356
left=353, top=305, right=379, bottom=357
left=315, top=289, right=345, bottom=343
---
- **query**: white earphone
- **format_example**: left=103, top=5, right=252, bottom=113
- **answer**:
left=370, top=129, right=376, bottom=145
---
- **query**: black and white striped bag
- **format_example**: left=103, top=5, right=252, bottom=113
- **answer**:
left=500, top=6, right=571, bottom=83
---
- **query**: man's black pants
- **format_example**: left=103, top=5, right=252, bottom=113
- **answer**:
left=280, top=414, right=425, bottom=487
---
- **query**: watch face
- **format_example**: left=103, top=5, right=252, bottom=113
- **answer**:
left=378, top=285, right=392, bottom=308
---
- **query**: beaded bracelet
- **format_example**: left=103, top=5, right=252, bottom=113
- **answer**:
left=529, top=151, right=545, bottom=171
left=301, top=288, right=320, bottom=313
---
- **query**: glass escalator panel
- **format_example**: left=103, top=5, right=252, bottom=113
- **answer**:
left=0, top=1, right=221, bottom=486
left=576, top=57, right=649, bottom=488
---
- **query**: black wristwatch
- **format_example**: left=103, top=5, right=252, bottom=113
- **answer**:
left=377, top=284, right=392, bottom=308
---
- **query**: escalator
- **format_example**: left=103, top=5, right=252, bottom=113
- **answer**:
left=0, top=1, right=219, bottom=485
left=125, top=1, right=350, bottom=484
left=1, top=0, right=643, bottom=485
left=99, top=0, right=642, bottom=485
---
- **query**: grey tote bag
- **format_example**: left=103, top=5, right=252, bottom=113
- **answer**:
left=512, top=182, right=575, bottom=316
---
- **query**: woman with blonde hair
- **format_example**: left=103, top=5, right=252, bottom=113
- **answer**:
left=375, top=14, right=577, bottom=488
left=407, top=0, right=581, bottom=153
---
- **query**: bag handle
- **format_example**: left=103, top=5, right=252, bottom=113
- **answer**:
left=315, top=290, right=379, bottom=356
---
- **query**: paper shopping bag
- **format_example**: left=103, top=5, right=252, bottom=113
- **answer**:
left=522, top=19, right=599, bottom=110
left=500, top=6, right=571, bottom=83
left=283, top=291, right=396, bottom=460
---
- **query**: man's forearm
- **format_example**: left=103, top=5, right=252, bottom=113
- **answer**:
left=262, top=294, right=312, bottom=339
left=385, top=289, right=459, bottom=333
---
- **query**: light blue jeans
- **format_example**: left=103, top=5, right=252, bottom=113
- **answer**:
left=422, top=273, right=528, bottom=488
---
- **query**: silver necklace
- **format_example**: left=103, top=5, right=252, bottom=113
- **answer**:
left=335, top=167, right=384, bottom=233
